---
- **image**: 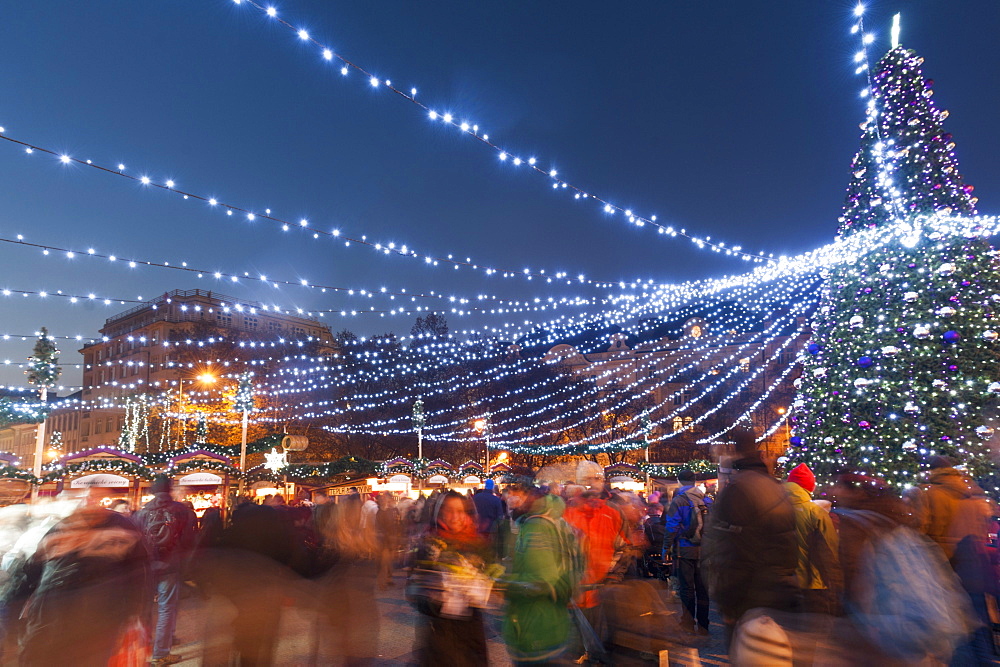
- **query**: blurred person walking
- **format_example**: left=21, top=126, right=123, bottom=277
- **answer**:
left=376, top=493, right=402, bottom=589
left=701, top=429, right=799, bottom=642
left=919, top=456, right=996, bottom=664
left=662, top=469, right=711, bottom=634
left=783, top=464, right=840, bottom=615
left=828, top=473, right=976, bottom=665
left=407, top=491, right=497, bottom=666
left=135, top=475, right=198, bottom=667
left=14, top=491, right=150, bottom=666
left=502, top=483, right=578, bottom=666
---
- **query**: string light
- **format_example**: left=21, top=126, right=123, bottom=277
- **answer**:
left=220, top=0, right=772, bottom=262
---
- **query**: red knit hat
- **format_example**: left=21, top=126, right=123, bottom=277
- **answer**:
left=787, top=463, right=816, bottom=494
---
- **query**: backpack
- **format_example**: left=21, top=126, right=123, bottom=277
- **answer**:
left=529, top=513, right=585, bottom=601
left=145, top=504, right=185, bottom=561
left=681, top=491, right=709, bottom=546
left=842, top=510, right=977, bottom=661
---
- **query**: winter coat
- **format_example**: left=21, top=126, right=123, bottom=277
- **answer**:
left=472, top=489, right=504, bottom=535
left=662, top=484, right=711, bottom=559
left=784, top=482, right=840, bottom=591
left=563, top=494, right=624, bottom=607
left=922, top=467, right=991, bottom=561
left=134, top=493, right=197, bottom=573
left=17, top=507, right=150, bottom=666
left=701, top=456, right=799, bottom=623
left=502, top=494, right=573, bottom=663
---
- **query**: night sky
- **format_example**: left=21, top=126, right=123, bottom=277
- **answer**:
left=0, top=0, right=998, bottom=390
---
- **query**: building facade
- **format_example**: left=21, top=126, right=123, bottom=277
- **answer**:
left=2, top=289, right=336, bottom=466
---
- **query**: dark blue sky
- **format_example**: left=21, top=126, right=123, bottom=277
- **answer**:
left=1, top=0, right=998, bottom=389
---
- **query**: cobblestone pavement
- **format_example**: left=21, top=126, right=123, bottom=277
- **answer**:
left=163, top=573, right=730, bottom=666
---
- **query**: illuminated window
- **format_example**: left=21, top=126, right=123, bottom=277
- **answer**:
left=740, top=358, right=751, bottom=372
left=690, top=325, right=703, bottom=339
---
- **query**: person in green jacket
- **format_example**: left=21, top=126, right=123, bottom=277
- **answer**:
left=784, top=463, right=840, bottom=615
left=501, top=485, right=575, bottom=665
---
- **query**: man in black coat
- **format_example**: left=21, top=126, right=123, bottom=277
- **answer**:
left=135, top=475, right=197, bottom=666
left=701, top=429, right=799, bottom=642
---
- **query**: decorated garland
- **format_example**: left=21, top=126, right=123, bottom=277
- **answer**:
left=639, top=459, right=716, bottom=480
left=167, top=459, right=242, bottom=479
left=43, top=459, right=155, bottom=483
left=0, top=465, right=39, bottom=484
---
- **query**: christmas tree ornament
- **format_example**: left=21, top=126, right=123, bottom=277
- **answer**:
left=937, top=262, right=957, bottom=275
left=807, top=343, right=822, bottom=355
left=813, top=367, right=827, bottom=377
left=904, top=401, right=921, bottom=415
left=881, top=345, right=901, bottom=356
left=976, top=426, right=995, bottom=439
left=913, top=325, right=932, bottom=339
left=858, top=421, right=871, bottom=429
left=857, top=356, right=874, bottom=368
left=936, top=306, right=957, bottom=317
left=932, top=379, right=947, bottom=389
left=823, top=437, right=835, bottom=446
left=983, top=330, right=998, bottom=341
left=854, top=378, right=871, bottom=388
left=849, top=315, right=864, bottom=328
left=903, top=440, right=918, bottom=450
left=943, top=330, right=961, bottom=343
left=903, top=291, right=919, bottom=302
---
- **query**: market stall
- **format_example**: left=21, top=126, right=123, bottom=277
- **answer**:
left=167, top=449, right=238, bottom=517
left=45, top=447, right=153, bottom=509
left=0, top=453, right=33, bottom=506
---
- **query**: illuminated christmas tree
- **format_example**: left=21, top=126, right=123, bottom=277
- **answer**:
left=790, top=46, right=1000, bottom=487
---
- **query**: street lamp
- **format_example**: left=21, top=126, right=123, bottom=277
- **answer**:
left=175, top=373, right=216, bottom=449
left=473, top=415, right=491, bottom=474
left=235, top=372, right=255, bottom=498
left=777, top=407, right=791, bottom=443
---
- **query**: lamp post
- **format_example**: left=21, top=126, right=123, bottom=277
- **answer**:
left=777, top=407, right=791, bottom=443
left=235, top=372, right=254, bottom=499
left=640, top=410, right=652, bottom=492
left=413, top=398, right=425, bottom=494
left=27, top=328, right=60, bottom=501
left=473, top=415, right=491, bottom=475
left=174, top=373, right=216, bottom=449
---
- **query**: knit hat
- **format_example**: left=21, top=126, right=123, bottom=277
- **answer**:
left=787, top=463, right=815, bottom=494
left=484, top=478, right=496, bottom=491
left=677, top=469, right=696, bottom=483
left=150, top=474, right=172, bottom=495
left=927, top=455, right=954, bottom=470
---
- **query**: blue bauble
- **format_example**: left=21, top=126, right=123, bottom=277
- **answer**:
left=807, top=343, right=821, bottom=355
left=943, top=330, right=961, bottom=343
left=789, top=436, right=803, bottom=446
left=857, top=356, right=874, bottom=367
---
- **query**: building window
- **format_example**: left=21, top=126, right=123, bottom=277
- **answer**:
left=672, top=416, right=693, bottom=432
left=245, top=316, right=259, bottom=329
left=216, top=313, right=233, bottom=328
left=690, top=325, right=703, bottom=339
left=94, top=421, right=103, bottom=435
left=740, top=357, right=751, bottom=372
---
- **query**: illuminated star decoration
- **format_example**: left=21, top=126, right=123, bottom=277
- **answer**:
left=263, top=447, right=287, bottom=473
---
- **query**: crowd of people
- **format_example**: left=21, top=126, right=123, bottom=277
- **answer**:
left=0, top=432, right=996, bottom=666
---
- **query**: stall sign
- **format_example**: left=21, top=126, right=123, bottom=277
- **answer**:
left=388, top=474, right=411, bottom=485
left=178, top=472, right=223, bottom=486
left=328, top=485, right=372, bottom=496
left=427, top=474, right=449, bottom=485
left=70, top=474, right=130, bottom=488
left=463, top=475, right=482, bottom=485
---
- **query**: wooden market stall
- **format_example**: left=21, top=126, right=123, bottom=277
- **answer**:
left=45, top=447, right=153, bottom=510
left=0, top=452, right=33, bottom=506
left=167, top=449, right=238, bottom=517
